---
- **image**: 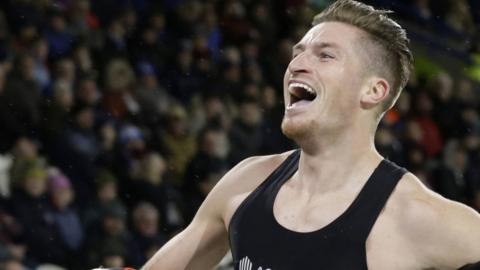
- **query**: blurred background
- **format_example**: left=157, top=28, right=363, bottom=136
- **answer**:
left=0, top=0, right=478, bottom=269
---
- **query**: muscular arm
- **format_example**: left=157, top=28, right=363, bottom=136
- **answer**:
left=141, top=199, right=229, bottom=270
left=401, top=174, right=480, bottom=270
left=429, top=201, right=480, bottom=269
left=141, top=168, right=234, bottom=270
left=141, top=154, right=286, bottom=270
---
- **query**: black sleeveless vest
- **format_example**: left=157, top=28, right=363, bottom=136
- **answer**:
left=229, top=149, right=407, bottom=270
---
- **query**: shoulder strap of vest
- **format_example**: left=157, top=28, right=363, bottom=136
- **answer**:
left=349, top=159, right=407, bottom=239
left=458, top=262, right=480, bottom=270
left=228, top=149, right=301, bottom=231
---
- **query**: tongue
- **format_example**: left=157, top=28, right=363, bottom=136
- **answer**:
left=290, top=99, right=312, bottom=108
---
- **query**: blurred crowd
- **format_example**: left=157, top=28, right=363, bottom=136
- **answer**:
left=373, top=0, right=479, bottom=37
left=0, top=0, right=477, bottom=269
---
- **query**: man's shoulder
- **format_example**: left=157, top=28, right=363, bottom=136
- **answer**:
left=392, top=172, right=480, bottom=233
left=390, top=173, right=480, bottom=267
left=204, top=150, right=297, bottom=217
left=231, top=150, right=296, bottom=176
left=218, top=150, right=297, bottom=192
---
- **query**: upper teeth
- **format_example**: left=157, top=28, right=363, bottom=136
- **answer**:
left=289, top=82, right=315, bottom=94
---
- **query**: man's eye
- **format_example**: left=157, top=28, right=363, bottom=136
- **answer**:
left=320, top=52, right=334, bottom=59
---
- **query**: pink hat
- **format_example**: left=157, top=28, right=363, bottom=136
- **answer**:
left=48, top=173, right=71, bottom=191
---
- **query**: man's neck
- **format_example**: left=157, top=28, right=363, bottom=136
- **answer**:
left=294, top=128, right=382, bottom=195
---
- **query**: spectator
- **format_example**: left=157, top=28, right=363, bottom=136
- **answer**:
left=53, top=58, right=76, bottom=90
left=229, top=97, right=264, bottom=164
left=71, top=42, right=95, bottom=77
left=259, top=85, right=293, bottom=154
left=444, top=0, right=475, bottom=34
left=41, top=79, right=74, bottom=148
left=0, top=54, right=41, bottom=151
left=46, top=170, right=84, bottom=268
left=250, top=3, right=276, bottom=48
left=134, top=61, right=174, bottom=126
left=410, top=0, right=433, bottom=21
left=220, top=0, right=251, bottom=44
left=130, top=19, right=169, bottom=76
left=413, top=92, right=443, bottom=157
left=31, top=38, right=51, bottom=92
left=129, top=202, right=167, bottom=268
left=165, top=45, right=202, bottom=104
left=160, top=105, right=197, bottom=187
left=9, top=137, right=45, bottom=190
left=210, top=54, right=242, bottom=99
left=101, top=19, right=128, bottom=61
left=401, top=120, right=427, bottom=170
left=200, top=4, right=222, bottom=61
left=12, top=23, right=38, bottom=54
left=95, top=121, right=117, bottom=169
left=127, top=152, right=184, bottom=231
left=69, top=0, right=100, bottom=37
left=84, top=200, right=131, bottom=268
left=116, top=124, right=147, bottom=180
left=76, top=76, right=101, bottom=107
left=432, top=141, right=480, bottom=203
left=0, top=207, right=28, bottom=267
left=184, top=126, right=230, bottom=220
left=375, top=125, right=405, bottom=165
left=0, top=256, right=27, bottom=270
left=189, top=94, right=232, bottom=136
left=83, top=169, right=122, bottom=232
left=265, top=38, right=294, bottom=91
left=98, top=245, right=127, bottom=269
left=44, top=11, right=74, bottom=60
left=428, top=72, right=459, bottom=139
left=51, top=104, right=98, bottom=205
left=101, top=58, right=139, bottom=119
left=9, top=162, right=66, bottom=266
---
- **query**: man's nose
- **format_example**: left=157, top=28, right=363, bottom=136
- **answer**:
left=287, top=52, right=311, bottom=75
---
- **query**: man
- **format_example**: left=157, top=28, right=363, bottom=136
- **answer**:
left=142, top=1, right=480, bottom=269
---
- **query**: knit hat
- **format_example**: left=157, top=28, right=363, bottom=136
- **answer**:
left=24, top=163, right=47, bottom=180
left=48, top=172, right=71, bottom=191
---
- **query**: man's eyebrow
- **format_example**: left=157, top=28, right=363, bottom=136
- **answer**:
left=314, top=42, right=341, bottom=50
left=292, top=42, right=341, bottom=52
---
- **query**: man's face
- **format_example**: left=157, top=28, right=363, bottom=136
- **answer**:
left=281, top=22, right=368, bottom=140
left=24, top=176, right=47, bottom=198
left=52, top=188, right=74, bottom=209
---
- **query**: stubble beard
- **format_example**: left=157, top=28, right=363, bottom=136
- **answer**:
left=281, top=116, right=315, bottom=143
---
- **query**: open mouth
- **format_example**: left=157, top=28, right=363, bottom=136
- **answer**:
left=289, top=82, right=317, bottom=106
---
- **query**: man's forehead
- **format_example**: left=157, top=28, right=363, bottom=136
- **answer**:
left=296, top=22, right=364, bottom=47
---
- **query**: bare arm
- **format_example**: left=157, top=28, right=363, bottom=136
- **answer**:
left=141, top=154, right=285, bottom=270
left=402, top=174, right=480, bottom=270
left=429, top=201, right=480, bottom=269
left=141, top=173, right=232, bottom=270
left=141, top=204, right=229, bottom=270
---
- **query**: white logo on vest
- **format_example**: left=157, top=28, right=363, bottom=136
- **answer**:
left=239, top=256, right=272, bottom=270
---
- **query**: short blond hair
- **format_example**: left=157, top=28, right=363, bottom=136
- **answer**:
left=313, top=0, right=413, bottom=112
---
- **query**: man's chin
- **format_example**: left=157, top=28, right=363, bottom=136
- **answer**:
left=281, top=119, right=310, bottom=141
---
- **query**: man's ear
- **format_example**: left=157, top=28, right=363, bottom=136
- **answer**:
left=360, top=78, right=390, bottom=109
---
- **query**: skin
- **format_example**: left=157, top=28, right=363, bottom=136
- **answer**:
left=142, top=22, right=480, bottom=270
